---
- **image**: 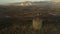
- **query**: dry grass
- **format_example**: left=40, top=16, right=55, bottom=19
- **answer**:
left=0, top=20, right=60, bottom=34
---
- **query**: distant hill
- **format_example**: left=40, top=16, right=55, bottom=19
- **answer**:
left=0, top=1, right=60, bottom=16
left=8, top=1, right=53, bottom=6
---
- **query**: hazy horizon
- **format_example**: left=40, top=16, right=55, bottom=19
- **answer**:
left=0, top=0, right=51, bottom=4
left=0, top=0, right=60, bottom=4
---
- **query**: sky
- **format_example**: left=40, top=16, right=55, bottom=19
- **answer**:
left=0, top=0, right=60, bottom=4
left=0, top=0, right=49, bottom=4
left=1, top=0, right=60, bottom=4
